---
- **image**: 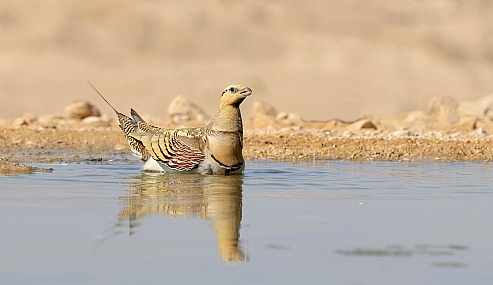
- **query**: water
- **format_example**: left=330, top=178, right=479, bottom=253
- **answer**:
left=2, top=160, right=493, bottom=284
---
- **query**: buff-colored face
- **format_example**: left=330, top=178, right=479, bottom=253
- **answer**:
left=220, top=85, right=252, bottom=106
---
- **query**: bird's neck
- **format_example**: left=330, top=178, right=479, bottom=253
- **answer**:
left=209, top=104, right=243, bottom=133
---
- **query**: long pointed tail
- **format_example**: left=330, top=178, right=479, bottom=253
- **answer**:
left=87, top=81, right=150, bottom=161
left=87, top=81, right=119, bottom=114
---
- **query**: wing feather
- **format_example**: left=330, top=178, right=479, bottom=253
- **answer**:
left=129, top=128, right=206, bottom=171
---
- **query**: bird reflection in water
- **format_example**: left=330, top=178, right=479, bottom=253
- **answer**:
left=119, top=173, right=248, bottom=263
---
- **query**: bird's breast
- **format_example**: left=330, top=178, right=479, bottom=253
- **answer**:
left=206, top=131, right=243, bottom=167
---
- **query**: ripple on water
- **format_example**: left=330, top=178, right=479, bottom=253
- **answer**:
left=2, top=160, right=492, bottom=284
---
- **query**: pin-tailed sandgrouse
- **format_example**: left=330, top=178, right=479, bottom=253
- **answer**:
left=89, top=83, right=252, bottom=174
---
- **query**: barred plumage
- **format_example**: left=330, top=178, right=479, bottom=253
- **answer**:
left=89, top=82, right=252, bottom=174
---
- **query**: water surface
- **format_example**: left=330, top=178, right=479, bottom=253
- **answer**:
left=2, top=160, right=492, bottom=284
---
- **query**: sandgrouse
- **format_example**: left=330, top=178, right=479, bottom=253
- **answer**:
left=89, top=83, right=252, bottom=174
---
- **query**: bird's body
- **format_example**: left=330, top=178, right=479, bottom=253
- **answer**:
left=90, top=83, right=252, bottom=175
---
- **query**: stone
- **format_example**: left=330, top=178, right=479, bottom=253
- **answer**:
left=24, top=140, right=37, bottom=148
left=22, top=113, right=37, bottom=124
left=474, top=118, right=493, bottom=134
left=37, top=115, right=57, bottom=126
left=276, top=112, right=303, bottom=126
left=252, top=101, right=277, bottom=118
left=81, top=115, right=110, bottom=127
left=0, top=160, right=52, bottom=175
left=12, top=117, right=28, bottom=127
left=428, top=96, right=460, bottom=127
left=453, top=116, right=477, bottom=132
left=471, top=127, right=487, bottom=136
left=459, top=94, right=493, bottom=119
left=400, top=111, right=429, bottom=132
left=300, top=121, right=328, bottom=129
left=167, top=95, right=208, bottom=123
left=65, top=101, right=101, bottom=120
left=389, top=130, right=414, bottom=138
left=252, top=113, right=280, bottom=129
left=275, top=112, right=288, bottom=121
left=342, top=131, right=354, bottom=137
left=322, top=119, right=348, bottom=130
left=12, top=113, right=38, bottom=127
left=346, top=119, right=377, bottom=131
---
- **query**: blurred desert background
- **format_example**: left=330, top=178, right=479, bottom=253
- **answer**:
left=2, top=1, right=493, bottom=122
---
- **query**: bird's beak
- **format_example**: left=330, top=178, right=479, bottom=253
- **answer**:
left=240, top=87, right=252, bottom=97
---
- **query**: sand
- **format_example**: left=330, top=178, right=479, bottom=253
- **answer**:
left=2, top=120, right=493, bottom=167
left=3, top=90, right=493, bottom=173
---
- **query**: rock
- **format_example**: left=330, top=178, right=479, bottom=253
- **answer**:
left=23, top=113, right=38, bottom=124
left=12, top=113, right=38, bottom=127
left=276, top=112, right=302, bottom=126
left=321, top=119, right=348, bottom=130
left=300, top=121, right=328, bottom=129
left=471, top=127, right=487, bottom=136
left=459, top=94, right=493, bottom=119
left=252, top=113, right=280, bottom=129
left=342, top=131, right=354, bottom=137
left=81, top=115, right=110, bottom=127
left=37, top=115, right=58, bottom=126
left=428, top=96, right=460, bottom=127
left=275, top=112, right=288, bottom=121
left=252, top=101, right=277, bottom=118
left=399, top=111, right=429, bottom=133
left=167, top=95, right=208, bottom=123
left=454, top=115, right=477, bottom=131
left=24, top=140, right=37, bottom=148
left=0, top=160, right=53, bottom=175
left=347, top=119, right=377, bottom=131
left=474, top=118, right=493, bottom=134
left=485, top=108, right=493, bottom=120
left=65, top=101, right=101, bottom=120
left=12, top=117, right=28, bottom=127
left=251, top=101, right=281, bottom=128
left=389, top=130, right=414, bottom=138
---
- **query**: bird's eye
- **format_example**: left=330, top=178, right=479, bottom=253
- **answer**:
left=229, top=87, right=238, bottom=93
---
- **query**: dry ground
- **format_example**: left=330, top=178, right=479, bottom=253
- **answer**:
left=2, top=124, right=493, bottom=165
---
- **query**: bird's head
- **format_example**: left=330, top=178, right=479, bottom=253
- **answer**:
left=220, top=85, right=252, bottom=107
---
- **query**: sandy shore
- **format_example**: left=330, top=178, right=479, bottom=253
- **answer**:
left=2, top=123, right=493, bottom=165
left=3, top=93, right=493, bottom=167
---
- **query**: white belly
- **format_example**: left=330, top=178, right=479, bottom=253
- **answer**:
left=141, top=157, right=243, bottom=175
left=141, top=157, right=200, bottom=174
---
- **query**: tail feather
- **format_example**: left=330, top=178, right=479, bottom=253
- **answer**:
left=88, top=81, right=118, bottom=114
left=131, top=108, right=166, bottom=134
left=88, top=81, right=150, bottom=161
left=131, top=108, right=145, bottom=124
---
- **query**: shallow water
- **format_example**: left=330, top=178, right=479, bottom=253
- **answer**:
left=2, top=160, right=493, bottom=284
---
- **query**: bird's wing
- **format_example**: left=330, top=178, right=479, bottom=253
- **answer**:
left=129, top=128, right=206, bottom=171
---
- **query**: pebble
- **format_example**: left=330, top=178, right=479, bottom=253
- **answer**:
left=347, top=119, right=377, bottom=131
left=167, top=95, right=208, bottom=123
left=471, top=127, right=487, bottom=136
left=252, top=101, right=277, bottom=117
left=389, top=130, right=413, bottom=138
left=5, top=92, right=493, bottom=164
left=65, top=101, right=101, bottom=120
left=81, top=115, right=110, bottom=127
